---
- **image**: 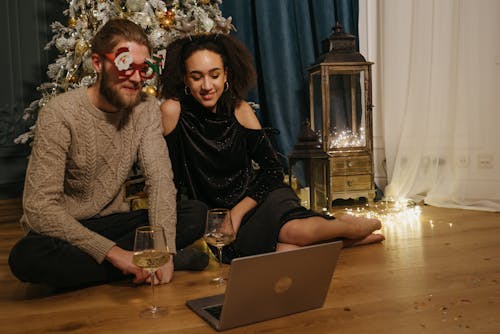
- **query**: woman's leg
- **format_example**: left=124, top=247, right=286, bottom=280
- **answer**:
left=275, top=242, right=301, bottom=252
left=278, top=215, right=383, bottom=247
left=341, top=233, right=385, bottom=247
left=231, top=187, right=384, bottom=259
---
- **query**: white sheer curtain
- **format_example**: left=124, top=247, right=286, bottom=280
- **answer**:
left=375, top=0, right=500, bottom=211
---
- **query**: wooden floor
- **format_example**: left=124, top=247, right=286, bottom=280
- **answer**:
left=0, top=198, right=499, bottom=333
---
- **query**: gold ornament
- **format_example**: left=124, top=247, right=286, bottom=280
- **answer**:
left=68, top=17, right=77, bottom=28
left=198, top=0, right=211, bottom=4
left=156, top=10, right=167, bottom=19
left=67, top=75, right=78, bottom=84
left=74, top=40, right=89, bottom=58
left=159, top=17, right=174, bottom=29
left=143, top=85, right=157, bottom=97
left=166, top=9, right=175, bottom=19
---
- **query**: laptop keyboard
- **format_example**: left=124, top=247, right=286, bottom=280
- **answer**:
left=203, top=305, right=223, bottom=320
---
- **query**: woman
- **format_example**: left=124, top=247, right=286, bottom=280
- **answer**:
left=160, top=34, right=384, bottom=262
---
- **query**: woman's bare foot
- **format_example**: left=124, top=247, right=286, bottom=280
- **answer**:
left=336, top=214, right=382, bottom=239
left=342, top=233, right=385, bottom=247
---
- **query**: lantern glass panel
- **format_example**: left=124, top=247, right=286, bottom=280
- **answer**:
left=290, top=160, right=310, bottom=209
left=289, top=159, right=328, bottom=212
left=310, top=71, right=323, bottom=140
left=328, top=69, right=366, bottom=151
left=310, top=159, right=328, bottom=212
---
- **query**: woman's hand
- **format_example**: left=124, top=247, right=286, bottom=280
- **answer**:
left=230, top=196, right=257, bottom=233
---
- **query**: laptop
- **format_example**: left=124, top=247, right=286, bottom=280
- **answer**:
left=186, top=240, right=342, bottom=331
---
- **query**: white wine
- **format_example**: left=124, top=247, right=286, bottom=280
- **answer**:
left=204, top=232, right=235, bottom=248
left=133, top=250, right=169, bottom=271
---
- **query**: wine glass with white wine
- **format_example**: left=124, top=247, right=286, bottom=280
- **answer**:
left=204, top=208, right=236, bottom=286
left=133, top=225, right=170, bottom=318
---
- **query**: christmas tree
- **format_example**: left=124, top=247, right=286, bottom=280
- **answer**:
left=15, top=0, right=234, bottom=145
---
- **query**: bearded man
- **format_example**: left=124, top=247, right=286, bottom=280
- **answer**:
left=8, top=19, right=208, bottom=290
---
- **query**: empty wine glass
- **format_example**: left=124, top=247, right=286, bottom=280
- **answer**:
left=133, top=225, right=170, bottom=318
left=203, top=208, right=236, bottom=286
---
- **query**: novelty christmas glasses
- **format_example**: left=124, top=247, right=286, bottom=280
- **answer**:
left=104, top=47, right=164, bottom=80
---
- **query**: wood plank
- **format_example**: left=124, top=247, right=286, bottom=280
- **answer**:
left=0, top=198, right=22, bottom=224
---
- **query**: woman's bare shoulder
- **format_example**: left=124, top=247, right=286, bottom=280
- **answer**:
left=160, top=99, right=181, bottom=135
left=160, top=99, right=181, bottom=115
left=234, top=101, right=262, bottom=130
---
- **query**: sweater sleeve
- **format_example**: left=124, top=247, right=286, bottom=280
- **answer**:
left=245, top=128, right=286, bottom=203
left=22, top=104, right=116, bottom=263
left=137, top=100, right=177, bottom=253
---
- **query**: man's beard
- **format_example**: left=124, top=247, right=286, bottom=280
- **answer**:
left=99, top=69, right=144, bottom=111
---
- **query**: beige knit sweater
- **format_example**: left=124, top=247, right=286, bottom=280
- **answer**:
left=20, top=87, right=177, bottom=263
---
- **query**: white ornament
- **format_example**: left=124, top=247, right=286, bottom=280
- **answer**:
left=149, top=28, right=166, bottom=48
left=126, top=0, right=146, bottom=12
left=79, top=76, right=96, bottom=87
left=131, top=12, right=152, bottom=29
left=200, top=16, right=214, bottom=32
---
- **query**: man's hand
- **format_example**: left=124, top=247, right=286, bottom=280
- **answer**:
left=146, top=254, right=174, bottom=285
left=106, top=246, right=174, bottom=285
left=105, top=245, right=149, bottom=284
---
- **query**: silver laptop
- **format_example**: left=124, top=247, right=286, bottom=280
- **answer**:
left=186, top=241, right=342, bottom=331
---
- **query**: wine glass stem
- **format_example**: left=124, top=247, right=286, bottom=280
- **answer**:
left=150, top=270, right=157, bottom=313
left=217, top=246, right=223, bottom=279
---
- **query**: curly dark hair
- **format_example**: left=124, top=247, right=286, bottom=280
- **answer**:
left=160, top=34, right=256, bottom=112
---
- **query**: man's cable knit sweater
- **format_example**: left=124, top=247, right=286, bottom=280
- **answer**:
left=20, top=87, right=177, bottom=263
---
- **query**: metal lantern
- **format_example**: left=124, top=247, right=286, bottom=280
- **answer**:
left=308, top=22, right=375, bottom=205
left=288, top=120, right=330, bottom=213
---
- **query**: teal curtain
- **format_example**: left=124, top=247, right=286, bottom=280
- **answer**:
left=0, top=0, right=65, bottom=199
left=221, top=0, right=359, bottom=157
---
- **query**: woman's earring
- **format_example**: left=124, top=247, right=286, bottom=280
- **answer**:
left=184, top=86, right=191, bottom=95
left=224, top=81, right=230, bottom=92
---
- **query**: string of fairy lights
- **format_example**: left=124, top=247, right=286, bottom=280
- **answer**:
left=328, top=128, right=366, bottom=149
left=341, top=198, right=421, bottom=223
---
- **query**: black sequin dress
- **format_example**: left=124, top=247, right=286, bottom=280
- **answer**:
left=165, top=96, right=322, bottom=261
